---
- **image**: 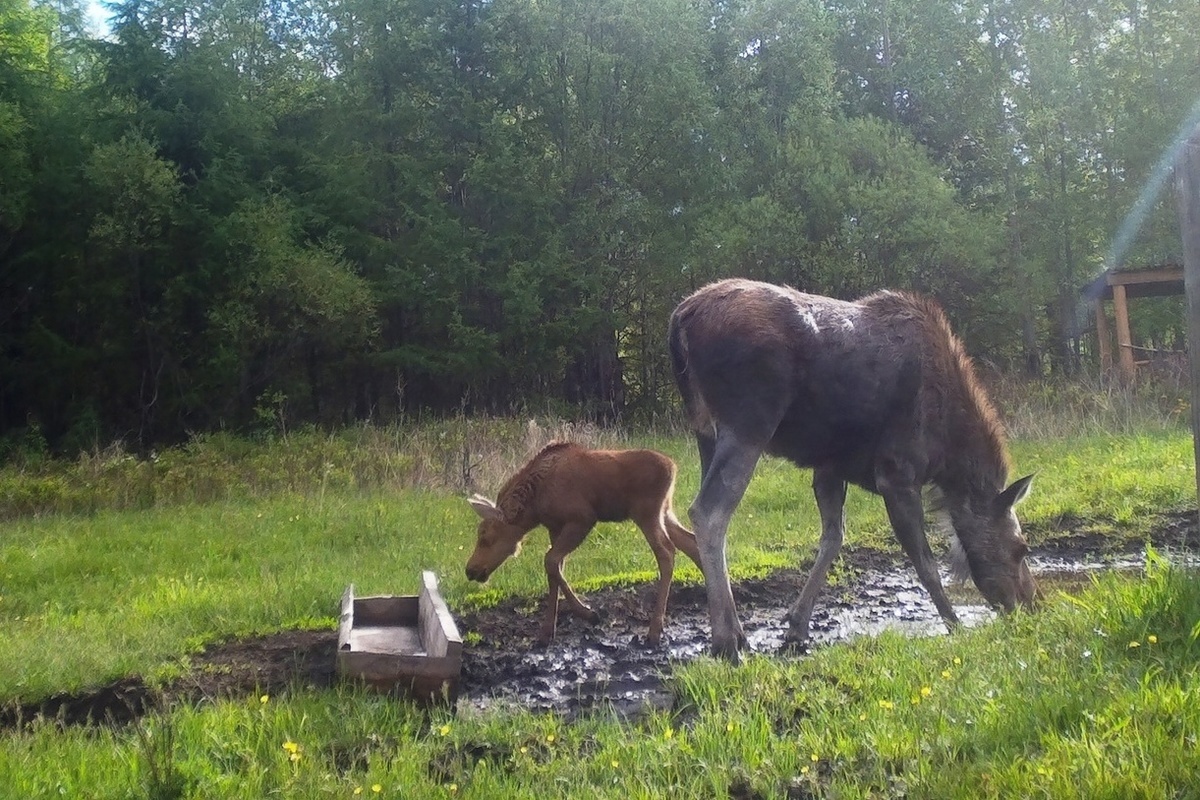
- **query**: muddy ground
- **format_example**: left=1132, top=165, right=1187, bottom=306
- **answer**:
left=3, top=510, right=1196, bottom=728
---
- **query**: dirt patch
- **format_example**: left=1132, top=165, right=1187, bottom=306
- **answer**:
left=4, top=512, right=1196, bottom=729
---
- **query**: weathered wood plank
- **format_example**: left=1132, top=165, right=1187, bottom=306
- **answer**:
left=1175, top=125, right=1200, bottom=510
left=335, top=573, right=463, bottom=704
left=1106, top=266, right=1184, bottom=286
left=1112, top=283, right=1136, bottom=382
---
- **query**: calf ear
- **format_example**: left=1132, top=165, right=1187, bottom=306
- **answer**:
left=468, top=494, right=502, bottom=520
left=995, top=474, right=1035, bottom=512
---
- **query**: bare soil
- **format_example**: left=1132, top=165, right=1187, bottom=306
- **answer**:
left=3, top=511, right=1195, bottom=729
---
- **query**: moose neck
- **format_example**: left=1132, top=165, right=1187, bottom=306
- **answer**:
left=931, top=370, right=1011, bottom=512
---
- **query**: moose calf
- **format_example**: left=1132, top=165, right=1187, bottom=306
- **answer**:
left=465, top=441, right=703, bottom=645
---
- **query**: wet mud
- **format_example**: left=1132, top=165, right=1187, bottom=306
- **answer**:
left=4, top=510, right=1196, bottom=728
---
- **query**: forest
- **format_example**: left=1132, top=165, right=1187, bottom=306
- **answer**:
left=2, top=0, right=1198, bottom=451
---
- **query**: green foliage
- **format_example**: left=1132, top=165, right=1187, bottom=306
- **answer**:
left=4, top=0, right=1200, bottom=447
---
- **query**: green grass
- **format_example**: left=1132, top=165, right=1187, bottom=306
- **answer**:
left=1, top=417, right=1198, bottom=798
left=1, top=563, right=1197, bottom=798
left=0, top=428, right=1194, bottom=701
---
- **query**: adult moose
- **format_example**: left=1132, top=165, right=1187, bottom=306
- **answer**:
left=668, top=278, right=1037, bottom=661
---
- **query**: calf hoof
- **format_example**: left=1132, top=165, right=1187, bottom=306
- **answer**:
left=579, top=607, right=602, bottom=625
left=642, top=630, right=663, bottom=648
left=533, top=627, right=555, bottom=648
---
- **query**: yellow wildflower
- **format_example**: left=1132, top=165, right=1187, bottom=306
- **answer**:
left=546, top=734, right=556, bottom=744
left=439, top=724, right=451, bottom=736
left=810, top=753, right=819, bottom=762
left=920, top=686, right=932, bottom=698
left=611, top=759, right=620, bottom=768
left=1148, top=634, right=1158, bottom=644
left=1128, top=640, right=1141, bottom=649
left=372, top=785, right=382, bottom=794
left=282, top=740, right=299, bottom=754
left=941, top=670, right=952, bottom=680
left=353, top=789, right=362, bottom=796
left=878, top=700, right=894, bottom=710
left=259, top=694, right=269, bottom=704
left=953, top=657, right=962, bottom=665
left=664, top=727, right=674, bottom=740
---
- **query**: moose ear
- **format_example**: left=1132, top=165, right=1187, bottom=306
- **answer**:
left=995, top=474, right=1035, bottom=512
left=468, top=494, right=502, bottom=521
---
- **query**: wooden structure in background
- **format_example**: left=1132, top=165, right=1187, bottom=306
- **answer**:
left=1086, top=265, right=1184, bottom=382
left=1176, top=125, right=1200, bottom=512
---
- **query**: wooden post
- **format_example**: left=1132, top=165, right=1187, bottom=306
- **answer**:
left=1176, top=124, right=1200, bottom=513
left=1112, top=283, right=1136, bottom=382
left=1094, top=296, right=1112, bottom=375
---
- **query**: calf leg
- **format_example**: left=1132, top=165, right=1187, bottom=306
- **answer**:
left=785, top=469, right=847, bottom=646
left=634, top=516, right=678, bottom=646
left=664, top=510, right=704, bottom=573
left=688, top=429, right=762, bottom=662
left=538, top=522, right=600, bottom=645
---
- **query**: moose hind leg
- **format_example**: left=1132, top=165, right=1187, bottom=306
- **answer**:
left=689, top=428, right=762, bottom=661
left=786, top=469, right=847, bottom=647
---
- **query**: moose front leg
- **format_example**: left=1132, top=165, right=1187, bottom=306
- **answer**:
left=785, top=469, right=847, bottom=647
left=538, top=522, right=600, bottom=645
left=879, top=480, right=960, bottom=632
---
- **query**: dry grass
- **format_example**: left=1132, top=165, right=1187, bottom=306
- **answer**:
left=0, top=416, right=641, bottom=518
left=984, top=371, right=1189, bottom=440
left=1, top=372, right=1190, bottom=520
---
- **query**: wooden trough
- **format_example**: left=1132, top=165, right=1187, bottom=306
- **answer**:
left=336, top=571, right=463, bottom=703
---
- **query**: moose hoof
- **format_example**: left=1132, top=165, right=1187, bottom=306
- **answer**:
left=780, top=633, right=812, bottom=656
left=580, top=608, right=602, bottom=625
left=711, top=639, right=743, bottom=664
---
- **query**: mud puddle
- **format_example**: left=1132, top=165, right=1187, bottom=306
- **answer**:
left=458, top=555, right=1046, bottom=718
left=4, top=511, right=1195, bottom=728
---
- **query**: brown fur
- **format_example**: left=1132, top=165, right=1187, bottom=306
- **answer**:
left=465, top=442, right=703, bottom=645
left=669, top=278, right=1036, bottom=661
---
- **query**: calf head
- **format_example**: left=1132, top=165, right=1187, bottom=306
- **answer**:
left=950, top=474, right=1039, bottom=612
left=465, top=494, right=524, bottom=582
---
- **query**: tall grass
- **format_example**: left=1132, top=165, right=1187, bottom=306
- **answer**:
left=1, top=374, right=1190, bottom=520
left=0, top=417, right=638, bottom=520
left=987, top=370, right=1189, bottom=440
